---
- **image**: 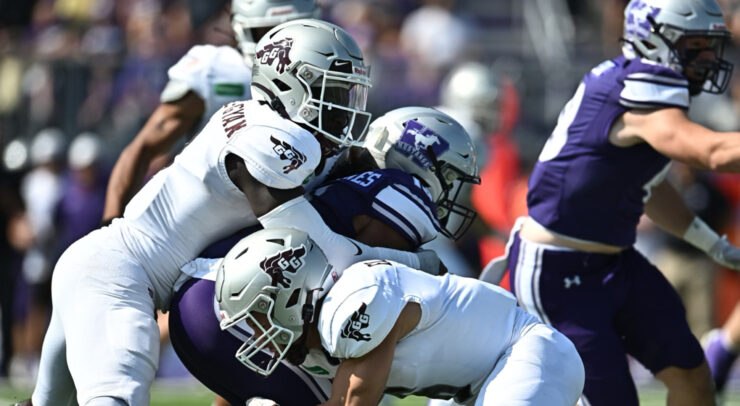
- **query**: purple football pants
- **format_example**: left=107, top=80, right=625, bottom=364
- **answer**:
left=507, top=233, right=704, bottom=406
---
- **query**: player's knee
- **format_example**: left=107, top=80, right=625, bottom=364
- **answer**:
left=83, top=396, right=129, bottom=406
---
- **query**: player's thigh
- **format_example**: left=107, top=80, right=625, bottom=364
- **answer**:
left=508, top=237, right=640, bottom=405
left=477, top=323, right=583, bottom=406
left=58, top=242, right=159, bottom=406
left=617, top=250, right=704, bottom=374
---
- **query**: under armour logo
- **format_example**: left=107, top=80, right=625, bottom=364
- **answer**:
left=564, top=275, right=581, bottom=289
left=341, top=302, right=371, bottom=342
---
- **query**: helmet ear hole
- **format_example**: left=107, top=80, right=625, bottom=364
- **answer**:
left=286, top=288, right=300, bottom=308
left=272, top=79, right=291, bottom=92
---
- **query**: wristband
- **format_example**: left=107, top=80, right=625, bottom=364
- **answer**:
left=682, top=216, right=720, bottom=253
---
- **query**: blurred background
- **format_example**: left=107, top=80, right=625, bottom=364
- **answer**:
left=4, top=0, right=740, bottom=402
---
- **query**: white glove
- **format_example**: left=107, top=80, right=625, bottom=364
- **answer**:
left=708, top=236, right=740, bottom=270
left=245, top=397, right=278, bottom=406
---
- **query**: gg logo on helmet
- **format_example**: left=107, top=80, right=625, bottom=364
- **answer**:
left=259, top=245, right=307, bottom=288
left=256, top=38, right=294, bottom=74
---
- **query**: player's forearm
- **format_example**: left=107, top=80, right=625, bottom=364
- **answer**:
left=259, top=196, right=422, bottom=272
left=643, top=179, right=694, bottom=238
left=102, top=143, right=155, bottom=221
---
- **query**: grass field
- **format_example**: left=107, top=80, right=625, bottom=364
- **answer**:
left=4, top=379, right=740, bottom=406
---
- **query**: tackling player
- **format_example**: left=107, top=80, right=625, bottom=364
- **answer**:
left=214, top=228, right=585, bottom=406
left=505, top=0, right=740, bottom=404
left=102, top=0, right=319, bottom=223
left=29, top=20, right=441, bottom=406
left=167, top=107, right=481, bottom=405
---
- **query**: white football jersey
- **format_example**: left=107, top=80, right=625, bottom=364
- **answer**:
left=116, top=99, right=321, bottom=310
left=162, top=45, right=252, bottom=133
left=315, top=261, right=527, bottom=401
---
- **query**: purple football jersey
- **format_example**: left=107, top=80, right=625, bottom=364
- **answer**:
left=310, top=168, right=440, bottom=248
left=527, top=56, right=689, bottom=246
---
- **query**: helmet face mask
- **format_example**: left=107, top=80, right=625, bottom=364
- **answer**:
left=622, top=0, right=733, bottom=95
left=251, top=20, right=372, bottom=150
left=215, top=228, right=332, bottom=376
left=297, top=64, right=372, bottom=147
left=364, top=107, right=480, bottom=240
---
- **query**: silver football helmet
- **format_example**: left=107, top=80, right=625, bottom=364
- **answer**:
left=364, top=107, right=480, bottom=240
left=251, top=19, right=372, bottom=152
left=622, top=0, right=732, bottom=94
left=231, top=0, right=319, bottom=58
left=440, top=62, right=500, bottom=135
left=216, top=228, right=332, bottom=376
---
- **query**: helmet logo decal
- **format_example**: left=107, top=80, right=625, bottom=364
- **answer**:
left=341, top=302, right=371, bottom=342
left=256, top=38, right=294, bottom=74
left=270, top=135, right=306, bottom=174
left=260, top=244, right=307, bottom=288
left=395, top=120, right=450, bottom=169
left=625, top=0, right=661, bottom=40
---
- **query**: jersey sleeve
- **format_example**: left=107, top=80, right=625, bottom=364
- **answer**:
left=619, top=62, right=690, bottom=110
left=222, top=122, right=322, bottom=190
left=161, top=45, right=217, bottom=102
left=370, top=172, right=440, bottom=247
left=319, top=262, right=407, bottom=359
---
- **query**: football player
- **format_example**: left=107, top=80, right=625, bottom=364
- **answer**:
left=167, top=106, right=480, bottom=405
left=30, top=20, right=442, bottom=406
left=102, top=0, right=319, bottom=223
left=214, top=228, right=585, bottom=405
left=505, top=0, right=740, bottom=404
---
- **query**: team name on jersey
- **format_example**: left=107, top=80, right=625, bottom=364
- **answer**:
left=221, top=102, right=247, bottom=138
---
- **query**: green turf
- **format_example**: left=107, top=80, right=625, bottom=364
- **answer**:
left=4, top=380, right=740, bottom=405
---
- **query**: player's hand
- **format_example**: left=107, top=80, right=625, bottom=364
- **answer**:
left=708, top=236, right=740, bottom=270
left=416, top=249, right=445, bottom=275
left=245, top=397, right=279, bottom=406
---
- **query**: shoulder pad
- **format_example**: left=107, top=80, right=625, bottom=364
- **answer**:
left=220, top=101, right=322, bottom=189
left=162, top=45, right=221, bottom=102
left=319, top=262, right=406, bottom=359
left=620, top=60, right=689, bottom=110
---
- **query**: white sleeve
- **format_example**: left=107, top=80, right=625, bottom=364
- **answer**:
left=161, top=45, right=216, bottom=102
left=320, top=280, right=405, bottom=359
left=221, top=123, right=322, bottom=190
left=619, top=72, right=689, bottom=109
left=258, top=196, right=421, bottom=273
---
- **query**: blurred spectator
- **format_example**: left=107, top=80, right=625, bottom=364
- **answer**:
left=13, top=128, right=66, bottom=383
left=55, top=132, right=107, bottom=252
left=0, top=142, right=31, bottom=379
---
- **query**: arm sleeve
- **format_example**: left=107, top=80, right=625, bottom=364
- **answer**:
left=372, top=182, right=440, bottom=247
left=619, top=72, right=689, bottom=110
left=258, top=196, right=421, bottom=273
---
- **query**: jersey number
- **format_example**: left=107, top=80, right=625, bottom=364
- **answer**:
left=346, top=172, right=381, bottom=187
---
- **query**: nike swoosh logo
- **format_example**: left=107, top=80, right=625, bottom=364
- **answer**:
left=346, top=238, right=363, bottom=256
left=335, top=61, right=350, bottom=66
left=457, top=152, right=469, bottom=158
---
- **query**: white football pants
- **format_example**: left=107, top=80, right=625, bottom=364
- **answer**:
left=32, top=228, right=160, bottom=406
